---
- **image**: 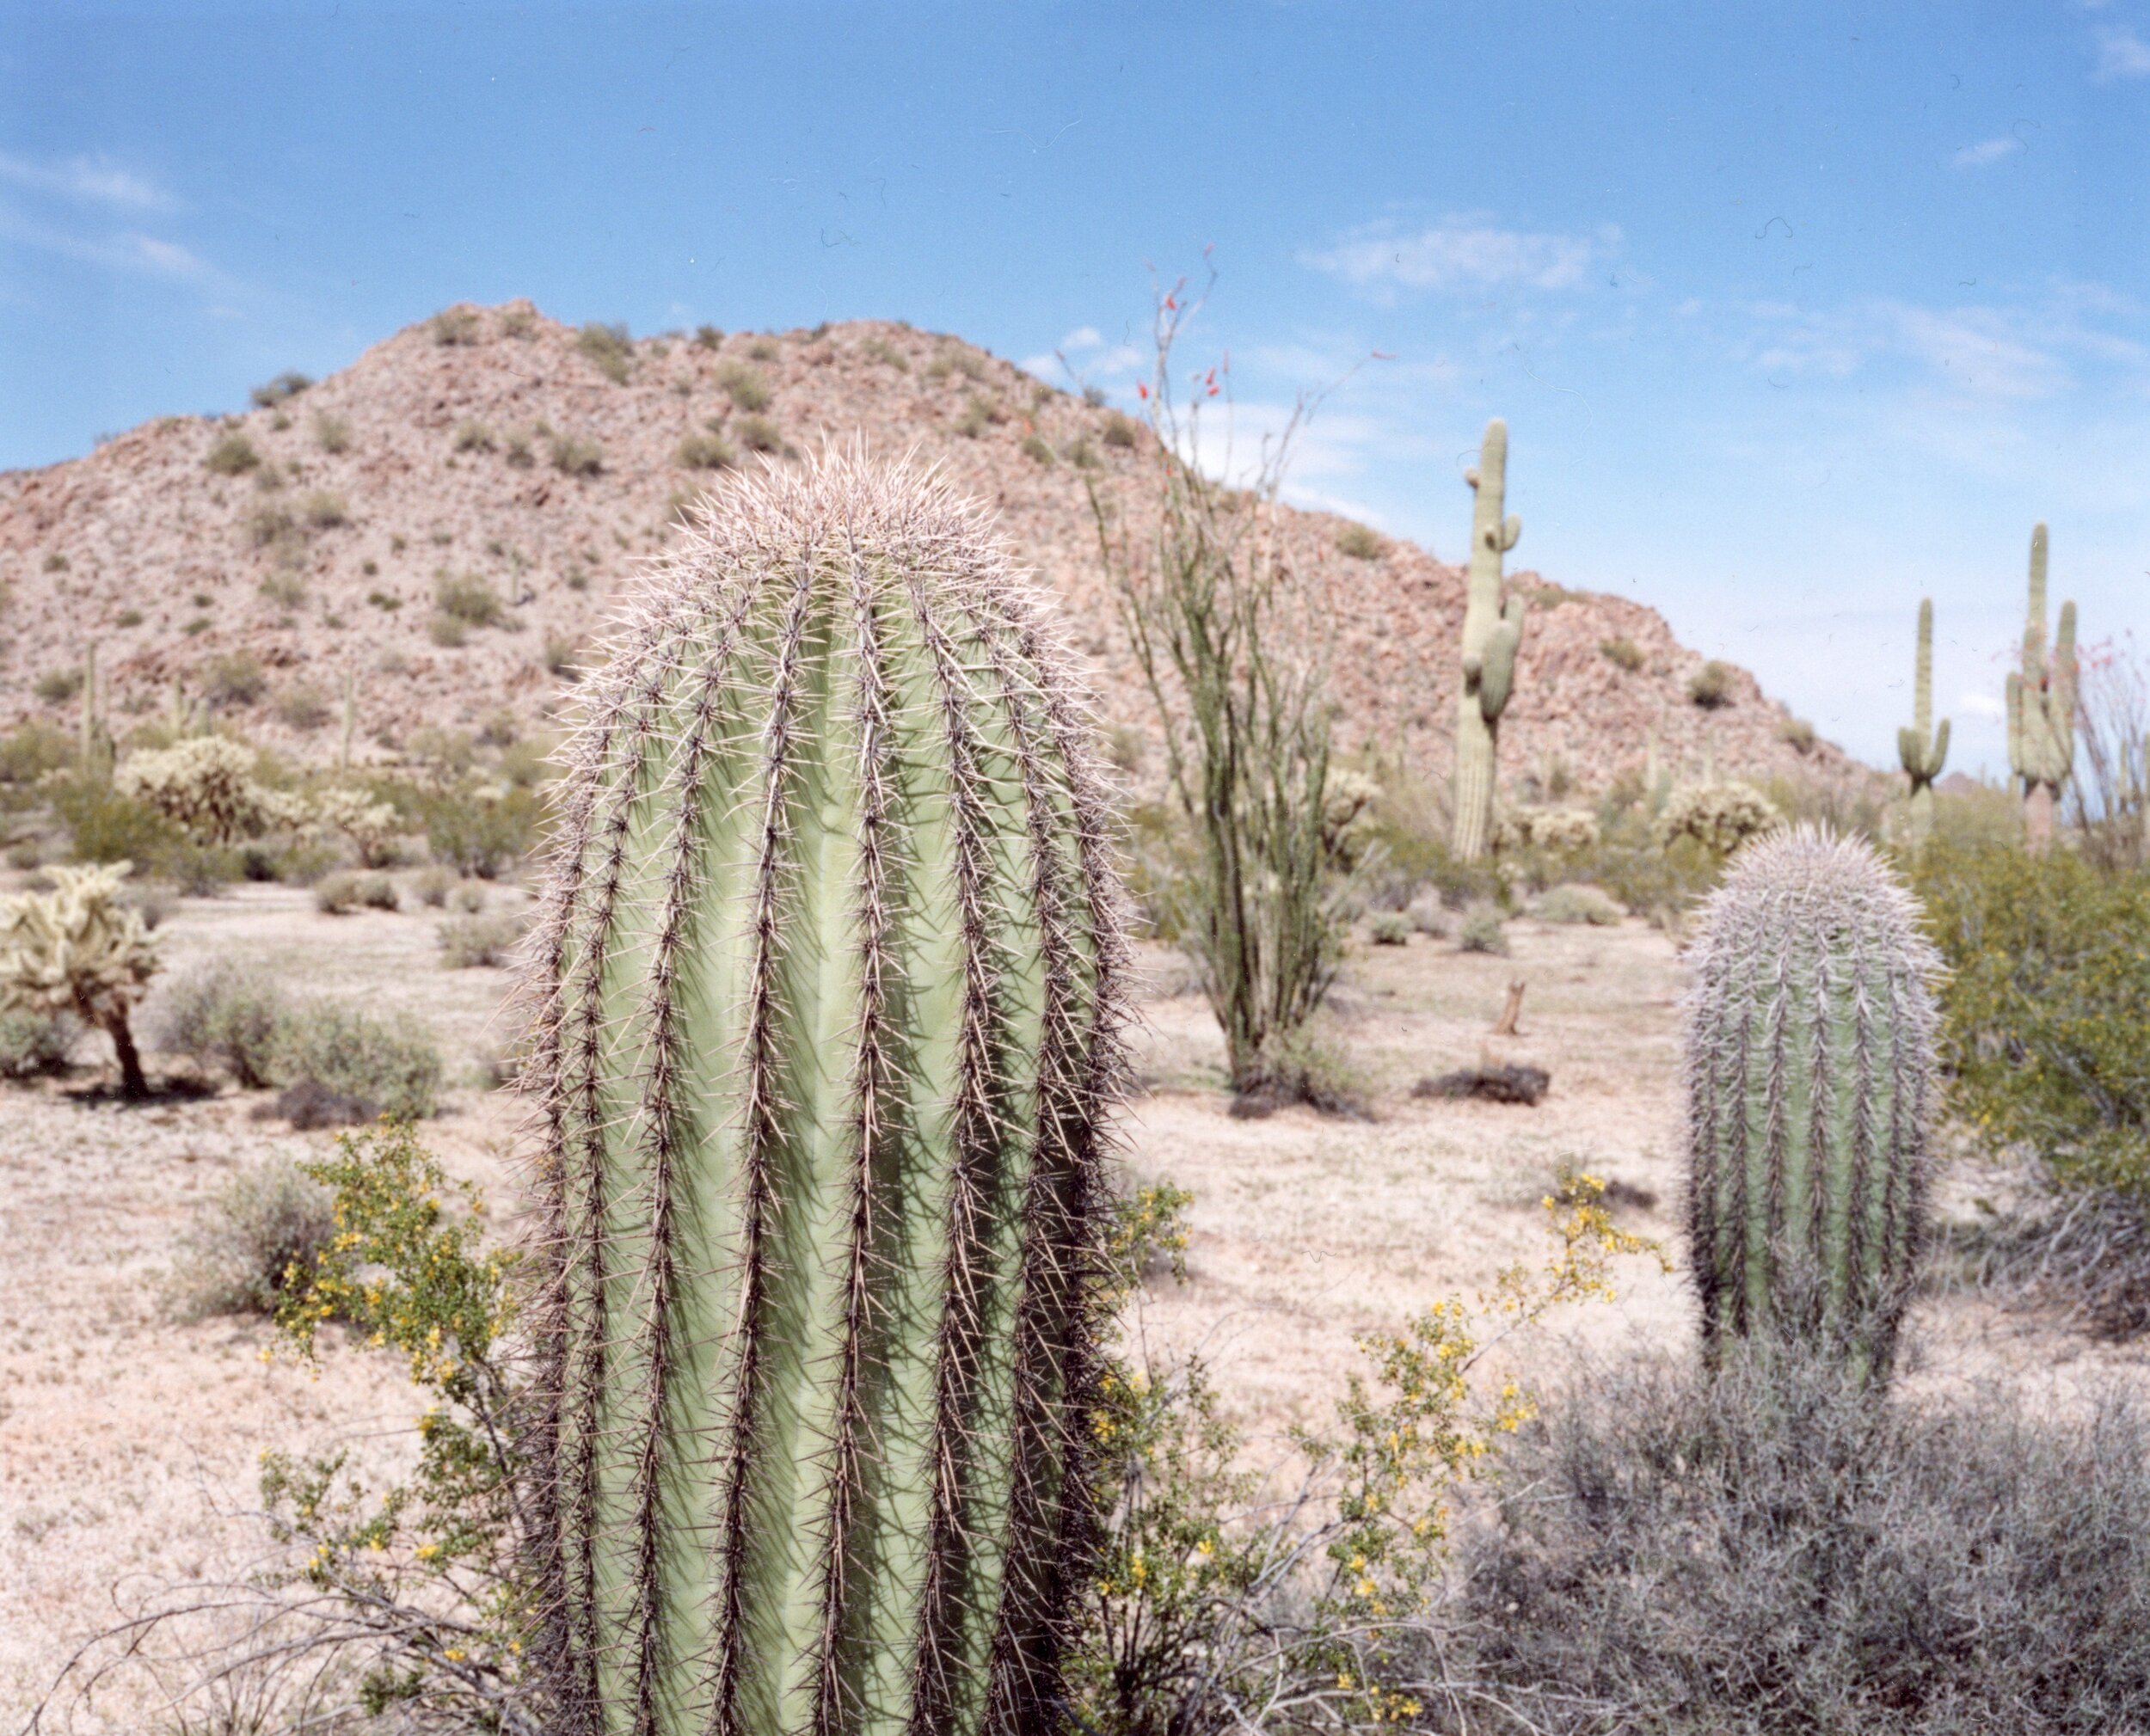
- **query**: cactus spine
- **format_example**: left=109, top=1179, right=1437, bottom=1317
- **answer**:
left=523, top=452, right=1126, bottom=1736
left=2005, top=523, right=2076, bottom=852
left=1451, top=418, right=1524, bottom=860
left=1895, top=598, right=1950, bottom=845
left=1682, top=829, right=1942, bottom=1381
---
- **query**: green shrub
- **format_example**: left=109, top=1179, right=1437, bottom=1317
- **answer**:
left=204, top=432, right=261, bottom=475
left=1687, top=659, right=1735, bottom=709
left=693, top=323, right=723, bottom=349
left=413, top=865, right=455, bottom=907
left=1019, top=432, right=1055, bottom=465
left=273, top=998, right=441, bottom=1119
left=429, top=306, right=480, bottom=346
left=861, top=335, right=908, bottom=371
left=1777, top=714, right=1817, bottom=753
left=1459, top=904, right=1509, bottom=954
left=1103, top=411, right=1140, bottom=448
left=1599, top=635, right=1644, bottom=672
left=1537, top=883, right=1622, bottom=925
left=115, top=608, right=143, bottom=629
left=452, top=420, right=494, bottom=453
left=48, top=778, right=195, bottom=874
left=716, top=360, right=769, bottom=411
left=310, top=413, right=351, bottom=453
left=273, top=684, right=329, bottom=731
left=1336, top=521, right=1384, bottom=560
left=503, top=431, right=534, bottom=468
left=548, top=432, right=603, bottom=476
left=1367, top=909, right=1410, bottom=946
left=675, top=430, right=734, bottom=470
left=169, top=1160, right=336, bottom=1319
left=203, top=651, right=267, bottom=709
left=421, top=785, right=543, bottom=878
left=428, top=612, right=467, bottom=647
left=433, top=570, right=503, bottom=628
left=33, top=668, right=83, bottom=705
left=0, top=1008, right=76, bottom=1078
left=575, top=320, right=634, bottom=383
left=249, top=371, right=311, bottom=408
left=449, top=880, right=487, bottom=913
left=1913, top=843, right=2150, bottom=1200
left=734, top=414, right=780, bottom=452
left=258, top=570, right=306, bottom=610
left=436, top=911, right=525, bottom=969
left=0, top=722, right=74, bottom=787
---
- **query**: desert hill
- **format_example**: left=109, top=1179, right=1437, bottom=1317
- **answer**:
left=0, top=301, right=1847, bottom=794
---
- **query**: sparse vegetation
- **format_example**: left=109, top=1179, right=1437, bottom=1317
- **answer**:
left=203, top=432, right=261, bottom=475
left=435, top=911, right=525, bottom=968
left=1336, top=521, right=1385, bottom=560
left=0, top=1007, right=75, bottom=1078
left=452, top=419, right=495, bottom=452
left=1599, top=634, right=1644, bottom=671
left=716, top=359, right=770, bottom=410
left=428, top=305, right=480, bottom=346
left=674, top=429, right=735, bottom=469
left=1020, top=431, right=1055, bottom=465
left=547, top=431, right=603, bottom=475
left=1103, top=410, right=1140, bottom=448
left=575, top=320, right=634, bottom=383
left=169, top=1160, right=335, bottom=1319
left=1537, top=881, right=1622, bottom=924
left=733, top=414, right=780, bottom=452
left=1777, top=713, right=1817, bottom=752
left=313, top=869, right=397, bottom=914
left=249, top=371, right=311, bottom=408
left=1687, top=658, right=1735, bottom=708
left=310, top=412, right=351, bottom=452
left=268, top=997, right=441, bottom=1120
left=861, top=334, right=908, bottom=370
left=201, top=650, right=268, bottom=709
left=34, top=667, right=83, bottom=705
left=273, top=683, right=329, bottom=732
left=1459, top=903, right=1509, bottom=954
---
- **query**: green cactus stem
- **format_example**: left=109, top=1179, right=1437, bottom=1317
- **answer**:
left=1452, top=418, right=1525, bottom=860
left=522, top=451, right=1127, bottom=1736
left=1682, top=829, right=1942, bottom=1383
left=340, top=667, right=357, bottom=773
left=2005, top=523, right=2077, bottom=853
left=77, top=640, right=99, bottom=775
left=1896, top=598, right=1950, bottom=846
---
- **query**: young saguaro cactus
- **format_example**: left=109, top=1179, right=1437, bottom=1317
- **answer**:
left=521, top=451, right=1127, bottom=1736
left=1681, top=829, right=1942, bottom=1382
left=2005, top=522, right=2076, bottom=852
left=1451, top=418, right=1525, bottom=861
left=1896, top=598, right=1950, bottom=845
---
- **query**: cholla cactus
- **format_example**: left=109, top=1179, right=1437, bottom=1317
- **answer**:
left=1653, top=780, right=1784, bottom=857
left=1451, top=418, right=1526, bottom=860
left=1896, top=598, right=1950, bottom=846
left=311, top=785, right=401, bottom=867
left=520, top=451, right=1127, bottom=1736
left=115, top=736, right=276, bottom=843
left=1496, top=807, right=1600, bottom=855
left=2005, top=523, right=2076, bottom=851
left=1682, top=829, right=1942, bottom=1379
left=1320, top=766, right=1383, bottom=869
left=0, top=862, right=159, bottom=1098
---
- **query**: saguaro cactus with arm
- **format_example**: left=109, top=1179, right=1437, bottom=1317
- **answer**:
left=1681, top=829, right=1942, bottom=1383
left=521, top=451, right=1127, bottom=1736
left=1451, top=418, right=1525, bottom=860
left=2006, top=522, right=2077, bottom=853
left=1896, top=598, right=1950, bottom=846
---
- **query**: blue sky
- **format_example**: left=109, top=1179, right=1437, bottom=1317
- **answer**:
left=3, top=2, right=2147, bottom=775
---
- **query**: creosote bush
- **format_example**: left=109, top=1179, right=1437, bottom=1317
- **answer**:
left=574, top=320, right=634, bottom=383
left=205, top=432, right=261, bottom=475
left=0, top=1007, right=76, bottom=1078
left=1599, top=635, right=1644, bottom=672
left=435, top=911, right=524, bottom=968
left=1459, top=904, right=1508, bottom=954
left=1335, top=521, right=1384, bottom=560
left=1536, top=882, right=1620, bottom=925
left=1687, top=658, right=1735, bottom=709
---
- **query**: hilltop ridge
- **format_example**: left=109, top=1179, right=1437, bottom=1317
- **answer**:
left=0, top=301, right=1848, bottom=794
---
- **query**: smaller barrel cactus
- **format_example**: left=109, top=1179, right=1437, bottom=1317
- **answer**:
left=2005, top=523, right=2076, bottom=852
left=1682, top=829, right=1942, bottom=1379
left=1896, top=598, right=1949, bottom=846
left=0, top=862, right=160, bottom=1099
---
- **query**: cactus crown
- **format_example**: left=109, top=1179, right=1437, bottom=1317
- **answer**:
left=2006, top=522, right=2077, bottom=793
left=0, top=862, right=158, bottom=1024
left=1896, top=599, right=1950, bottom=842
left=520, top=450, right=1127, bottom=1736
left=1452, top=418, right=1526, bottom=860
left=1681, top=828, right=1942, bottom=1380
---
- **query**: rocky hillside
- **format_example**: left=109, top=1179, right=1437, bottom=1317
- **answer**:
left=0, top=302, right=1850, bottom=795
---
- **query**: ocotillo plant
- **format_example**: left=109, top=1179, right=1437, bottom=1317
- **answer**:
left=1681, top=828, right=1942, bottom=1382
left=1896, top=598, right=1950, bottom=845
left=522, top=451, right=1127, bottom=1736
left=2006, top=522, right=2076, bottom=852
left=1452, top=418, right=1524, bottom=860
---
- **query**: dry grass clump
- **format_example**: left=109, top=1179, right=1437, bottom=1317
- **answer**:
left=716, top=359, right=770, bottom=410
left=1536, top=883, right=1621, bottom=925
left=575, top=320, right=635, bottom=383
left=1600, top=635, right=1644, bottom=672
left=1459, top=1348, right=2150, bottom=1733
left=1459, top=904, right=1508, bottom=954
left=313, top=869, right=397, bottom=914
left=1336, top=521, right=1384, bottom=560
left=548, top=432, right=603, bottom=476
left=169, top=1160, right=335, bottom=1319
left=675, top=429, right=735, bottom=470
left=203, top=432, right=261, bottom=475
left=1687, top=658, right=1735, bottom=709
left=0, top=1007, right=76, bottom=1077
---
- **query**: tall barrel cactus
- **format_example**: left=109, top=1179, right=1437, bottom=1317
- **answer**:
left=522, top=451, right=1127, bottom=1736
left=1451, top=418, right=1525, bottom=860
left=1895, top=598, right=1949, bottom=845
left=1681, top=829, right=1942, bottom=1381
left=2005, top=522, right=2076, bottom=852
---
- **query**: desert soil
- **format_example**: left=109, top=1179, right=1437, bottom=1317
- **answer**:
left=4, top=885, right=2146, bottom=1727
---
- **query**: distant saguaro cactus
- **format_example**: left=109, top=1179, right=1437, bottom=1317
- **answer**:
left=1682, top=829, right=1942, bottom=1381
left=522, top=451, right=1127, bottom=1736
left=2005, top=523, right=2076, bottom=852
left=1896, top=598, right=1950, bottom=845
left=1451, top=418, right=1525, bottom=860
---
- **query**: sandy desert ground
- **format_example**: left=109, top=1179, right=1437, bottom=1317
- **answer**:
left=5, top=883, right=2147, bottom=1727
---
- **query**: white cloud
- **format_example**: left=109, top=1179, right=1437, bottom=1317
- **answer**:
left=1747, top=298, right=2075, bottom=400
left=1300, top=216, right=1620, bottom=298
left=2094, top=24, right=2150, bottom=78
left=1951, top=136, right=2022, bottom=168
left=1959, top=690, right=2006, bottom=720
left=1060, top=325, right=1103, bottom=352
left=0, top=150, right=175, bottom=212
left=0, top=208, right=219, bottom=285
